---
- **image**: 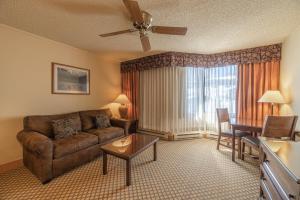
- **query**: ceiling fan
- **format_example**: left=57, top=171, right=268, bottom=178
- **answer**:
left=99, top=0, right=188, bottom=52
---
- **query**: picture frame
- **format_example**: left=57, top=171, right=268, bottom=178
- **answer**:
left=52, top=62, right=90, bottom=95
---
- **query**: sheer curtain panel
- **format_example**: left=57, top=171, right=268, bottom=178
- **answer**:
left=139, top=65, right=238, bottom=137
left=139, top=67, right=205, bottom=135
left=204, top=65, right=238, bottom=131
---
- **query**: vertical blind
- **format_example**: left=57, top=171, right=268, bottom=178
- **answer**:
left=139, top=65, right=237, bottom=135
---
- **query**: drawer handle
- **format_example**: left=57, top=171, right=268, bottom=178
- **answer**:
left=289, top=194, right=296, bottom=199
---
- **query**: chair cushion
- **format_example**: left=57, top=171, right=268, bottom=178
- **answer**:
left=221, top=129, right=250, bottom=137
left=87, top=127, right=124, bottom=144
left=241, top=135, right=260, bottom=147
left=53, top=133, right=98, bottom=159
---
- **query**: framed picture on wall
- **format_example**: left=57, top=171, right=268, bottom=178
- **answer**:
left=52, top=62, right=90, bottom=95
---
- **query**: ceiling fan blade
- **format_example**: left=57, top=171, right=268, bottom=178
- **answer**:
left=99, top=29, right=137, bottom=37
left=140, top=34, right=151, bottom=52
left=151, top=26, right=187, bottom=35
left=123, top=0, right=144, bottom=23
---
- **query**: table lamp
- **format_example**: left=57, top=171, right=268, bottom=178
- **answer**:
left=258, top=90, right=285, bottom=115
left=114, top=94, right=131, bottom=119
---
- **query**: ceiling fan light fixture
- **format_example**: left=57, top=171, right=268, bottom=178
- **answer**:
left=99, top=0, right=188, bottom=52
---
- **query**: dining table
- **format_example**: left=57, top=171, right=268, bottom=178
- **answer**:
left=230, top=118, right=264, bottom=161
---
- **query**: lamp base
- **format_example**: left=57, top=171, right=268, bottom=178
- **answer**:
left=271, top=103, right=274, bottom=116
left=119, top=104, right=128, bottom=119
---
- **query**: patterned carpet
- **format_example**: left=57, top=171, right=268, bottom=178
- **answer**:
left=0, top=138, right=259, bottom=200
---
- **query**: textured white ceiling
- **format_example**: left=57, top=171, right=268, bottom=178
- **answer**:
left=1, top=0, right=300, bottom=54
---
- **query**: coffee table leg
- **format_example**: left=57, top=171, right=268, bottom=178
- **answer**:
left=126, top=159, right=131, bottom=186
left=154, top=142, right=157, bottom=161
left=103, top=152, right=107, bottom=175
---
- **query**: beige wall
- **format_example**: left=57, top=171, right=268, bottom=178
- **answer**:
left=3, top=20, right=299, bottom=165
left=280, top=24, right=300, bottom=129
left=0, top=24, right=121, bottom=165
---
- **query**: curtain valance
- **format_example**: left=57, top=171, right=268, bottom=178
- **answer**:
left=120, top=44, right=281, bottom=72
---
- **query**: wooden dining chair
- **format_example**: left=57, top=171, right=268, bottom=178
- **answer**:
left=241, top=115, right=298, bottom=160
left=216, top=108, right=250, bottom=159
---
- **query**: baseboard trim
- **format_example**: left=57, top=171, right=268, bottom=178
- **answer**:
left=137, top=129, right=170, bottom=140
left=0, top=159, right=23, bottom=174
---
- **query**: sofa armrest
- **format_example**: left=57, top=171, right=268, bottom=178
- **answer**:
left=17, top=130, right=53, bottom=183
left=17, top=130, right=53, bottom=159
left=110, top=118, right=131, bottom=135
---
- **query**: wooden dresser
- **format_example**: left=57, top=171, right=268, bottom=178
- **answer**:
left=259, top=137, right=300, bottom=200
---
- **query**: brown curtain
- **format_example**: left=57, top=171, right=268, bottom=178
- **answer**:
left=237, top=61, right=280, bottom=121
left=121, top=71, right=139, bottom=119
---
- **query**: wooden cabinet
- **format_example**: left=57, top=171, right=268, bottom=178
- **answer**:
left=259, top=137, right=300, bottom=200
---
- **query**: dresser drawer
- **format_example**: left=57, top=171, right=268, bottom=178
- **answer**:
left=261, top=164, right=286, bottom=200
left=261, top=179, right=272, bottom=200
left=262, top=144, right=299, bottom=199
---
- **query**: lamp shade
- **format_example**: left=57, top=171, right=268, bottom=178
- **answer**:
left=114, top=94, right=131, bottom=105
left=258, top=90, right=285, bottom=104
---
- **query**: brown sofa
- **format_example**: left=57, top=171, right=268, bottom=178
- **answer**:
left=17, top=109, right=130, bottom=183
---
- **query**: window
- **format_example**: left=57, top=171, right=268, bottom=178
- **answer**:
left=139, top=65, right=238, bottom=135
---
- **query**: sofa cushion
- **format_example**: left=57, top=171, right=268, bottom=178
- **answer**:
left=95, top=114, right=111, bottom=129
left=23, top=112, right=81, bottom=138
left=53, top=133, right=98, bottom=159
left=79, top=109, right=112, bottom=131
left=52, top=117, right=82, bottom=140
left=87, top=127, right=124, bottom=144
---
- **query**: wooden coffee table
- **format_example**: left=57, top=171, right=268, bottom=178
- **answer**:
left=100, top=133, right=159, bottom=186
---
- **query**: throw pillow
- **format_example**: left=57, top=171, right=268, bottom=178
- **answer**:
left=95, top=114, right=111, bottom=129
left=52, top=117, right=81, bottom=140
